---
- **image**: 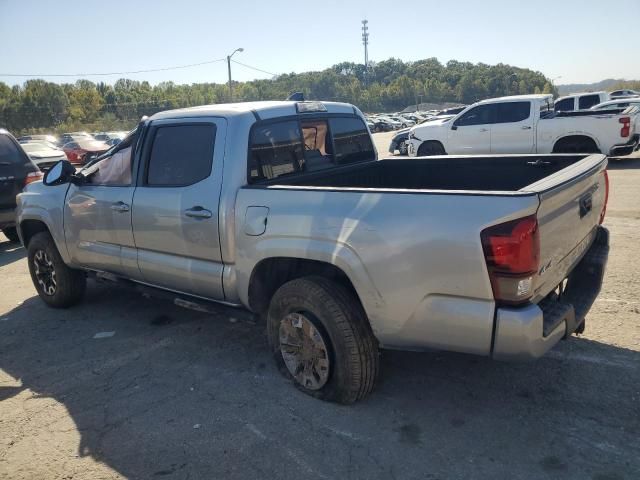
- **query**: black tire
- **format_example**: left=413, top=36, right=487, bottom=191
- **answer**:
left=417, top=141, right=446, bottom=156
left=27, top=232, right=86, bottom=308
left=267, top=276, right=379, bottom=404
left=398, top=141, right=408, bottom=156
left=552, top=137, right=600, bottom=154
left=2, top=227, right=19, bottom=243
left=374, top=125, right=381, bottom=133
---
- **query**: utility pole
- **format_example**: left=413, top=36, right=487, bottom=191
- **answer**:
left=361, top=20, right=369, bottom=86
left=227, top=48, right=244, bottom=102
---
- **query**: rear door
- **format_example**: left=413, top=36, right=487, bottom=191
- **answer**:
left=527, top=155, right=608, bottom=301
left=447, top=104, right=493, bottom=154
left=490, top=101, right=535, bottom=154
left=132, top=118, right=226, bottom=300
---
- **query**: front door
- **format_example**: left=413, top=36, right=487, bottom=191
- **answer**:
left=490, top=101, right=535, bottom=154
left=447, top=104, right=493, bottom=154
left=64, top=139, right=139, bottom=277
left=131, top=118, right=226, bottom=300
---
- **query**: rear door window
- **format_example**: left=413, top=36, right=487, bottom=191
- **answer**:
left=146, top=124, right=216, bottom=186
left=495, top=102, right=531, bottom=123
left=578, top=95, right=601, bottom=110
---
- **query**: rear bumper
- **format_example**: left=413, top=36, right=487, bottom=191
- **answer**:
left=0, top=208, right=16, bottom=229
left=493, top=226, right=609, bottom=361
left=609, top=135, right=639, bottom=156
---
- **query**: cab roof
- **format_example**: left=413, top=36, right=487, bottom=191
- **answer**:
left=149, top=100, right=359, bottom=121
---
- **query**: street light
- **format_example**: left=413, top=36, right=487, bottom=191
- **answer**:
left=506, top=73, right=518, bottom=96
left=227, top=47, right=244, bottom=102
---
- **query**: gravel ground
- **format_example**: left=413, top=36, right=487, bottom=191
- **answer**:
left=1, top=139, right=639, bottom=479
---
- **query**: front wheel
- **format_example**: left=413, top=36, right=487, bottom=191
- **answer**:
left=27, top=232, right=86, bottom=308
left=398, top=141, right=408, bottom=155
left=2, top=227, right=19, bottom=243
left=267, top=276, right=379, bottom=404
left=417, top=141, right=446, bottom=156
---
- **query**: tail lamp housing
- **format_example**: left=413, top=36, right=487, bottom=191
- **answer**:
left=24, top=170, right=43, bottom=186
left=599, top=170, right=609, bottom=224
left=481, top=215, right=540, bottom=305
left=619, top=117, right=631, bottom=138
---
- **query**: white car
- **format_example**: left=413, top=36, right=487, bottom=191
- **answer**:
left=591, top=99, right=640, bottom=111
left=407, top=94, right=639, bottom=157
left=609, top=89, right=640, bottom=99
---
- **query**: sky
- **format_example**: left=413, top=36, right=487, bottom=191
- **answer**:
left=1, top=0, right=638, bottom=87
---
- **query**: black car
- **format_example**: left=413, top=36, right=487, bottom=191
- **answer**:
left=369, top=119, right=396, bottom=133
left=0, top=129, right=42, bottom=242
left=388, top=128, right=411, bottom=155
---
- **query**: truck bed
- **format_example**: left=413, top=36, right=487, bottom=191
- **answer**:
left=276, top=155, right=593, bottom=192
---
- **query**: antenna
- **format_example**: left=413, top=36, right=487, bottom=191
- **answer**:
left=361, top=19, right=369, bottom=85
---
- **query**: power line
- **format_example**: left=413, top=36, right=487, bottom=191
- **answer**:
left=0, top=58, right=227, bottom=78
left=231, top=60, right=277, bottom=77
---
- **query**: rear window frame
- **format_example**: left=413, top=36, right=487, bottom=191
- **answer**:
left=246, top=113, right=376, bottom=185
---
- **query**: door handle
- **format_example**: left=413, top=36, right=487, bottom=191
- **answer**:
left=184, top=206, right=213, bottom=219
left=521, top=126, right=532, bottom=130
left=479, top=128, right=489, bottom=132
left=111, top=202, right=130, bottom=212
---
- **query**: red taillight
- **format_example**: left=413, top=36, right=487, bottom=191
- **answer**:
left=24, top=170, right=43, bottom=186
left=481, top=215, right=540, bottom=305
left=619, top=117, right=631, bottom=138
left=599, top=170, right=609, bottom=224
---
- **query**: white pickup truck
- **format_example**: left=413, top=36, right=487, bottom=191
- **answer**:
left=407, top=94, right=638, bottom=157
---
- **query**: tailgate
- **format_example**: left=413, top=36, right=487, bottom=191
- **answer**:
left=525, top=154, right=608, bottom=302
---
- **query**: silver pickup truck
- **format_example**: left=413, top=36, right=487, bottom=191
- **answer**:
left=16, top=100, right=610, bottom=403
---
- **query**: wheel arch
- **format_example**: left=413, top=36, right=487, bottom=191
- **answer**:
left=552, top=134, right=601, bottom=153
left=417, top=139, right=447, bottom=156
left=247, top=257, right=366, bottom=317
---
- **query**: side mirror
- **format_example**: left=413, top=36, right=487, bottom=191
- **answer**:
left=451, top=124, right=458, bottom=130
left=43, top=160, right=76, bottom=186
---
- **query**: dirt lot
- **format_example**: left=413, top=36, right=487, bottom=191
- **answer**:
left=1, top=139, right=639, bottom=479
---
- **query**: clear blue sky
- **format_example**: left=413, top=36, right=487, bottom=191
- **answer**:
left=1, top=0, right=638, bottom=86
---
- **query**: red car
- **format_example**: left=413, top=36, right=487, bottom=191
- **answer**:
left=62, top=139, right=109, bottom=165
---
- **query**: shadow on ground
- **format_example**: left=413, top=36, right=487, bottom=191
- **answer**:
left=0, top=240, right=25, bottom=268
left=607, top=157, right=640, bottom=169
left=0, top=282, right=638, bottom=480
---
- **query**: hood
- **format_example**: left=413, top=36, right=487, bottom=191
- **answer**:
left=410, top=117, right=453, bottom=139
left=28, top=149, right=65, bottom=159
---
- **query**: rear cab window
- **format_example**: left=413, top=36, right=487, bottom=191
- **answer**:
left=0, top=135, right=29, bottom=166
left=248, top=115, right=375, bottom=183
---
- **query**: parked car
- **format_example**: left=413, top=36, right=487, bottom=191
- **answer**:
left=389, top=116, right=415, bottom=128
left=609, top=89, right=640, bottom=99
left=591, top=99, right=640, bottom=111
left=17, top=100, right=610, bottom=404
left=554, top=92, right=609, bottom=112
left=0, top=129, right=42, bottom=242
left=389, top=115, right=457, bottom=155
left=408, top=94, right=638, bottom=157
left=368, top=118, right=396, bottom=132
left=376, top=116, right=402, bottom=129
left=59, top=132, right=93, bottom=146
left=17, top=134, right=60, bottom=147
left=20, top=142, right=67, bottom=171
left=62, top=138, right=110, bottom=165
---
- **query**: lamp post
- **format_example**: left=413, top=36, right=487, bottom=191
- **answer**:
left=506, top=73, right=518, bottom=96
left=227, top=48, right=244, bottom=102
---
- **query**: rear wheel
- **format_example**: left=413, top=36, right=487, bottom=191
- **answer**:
left=417, top=141, right=446, bottom=156
left=27, top=232, right=86, bottom=308
left=552, top=137, right=600, bottom=154
left=267, top=276, right=379, bottom=404
left=2, top=227, right=19, bottom=243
